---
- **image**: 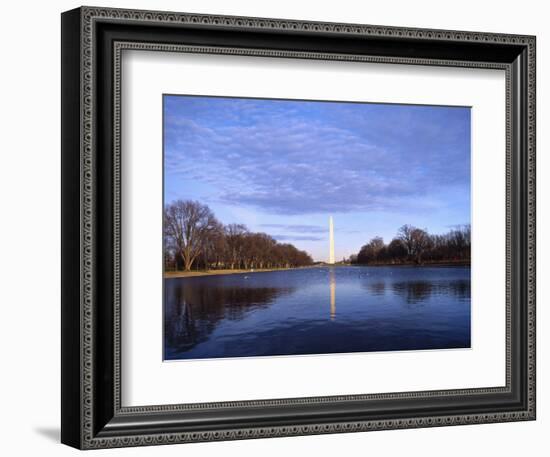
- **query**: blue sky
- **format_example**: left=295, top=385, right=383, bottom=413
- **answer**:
left=164, top=95, right=471, bottom=262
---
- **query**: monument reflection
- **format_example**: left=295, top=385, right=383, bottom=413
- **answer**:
left=329, top=268, right=336, bottom=320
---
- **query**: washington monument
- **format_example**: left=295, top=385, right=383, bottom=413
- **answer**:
left=329, top=216, right=335, bottom=264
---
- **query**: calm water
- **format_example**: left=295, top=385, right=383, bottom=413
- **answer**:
left=164, top=266, right=471, bottom=360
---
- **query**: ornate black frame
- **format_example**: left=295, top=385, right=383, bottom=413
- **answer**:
left=61, top=6, right=536, bottom=449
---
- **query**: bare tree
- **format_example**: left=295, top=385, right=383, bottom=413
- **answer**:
left=164, top=200, right=219, bottom=271
left=208, top=228, right=227, bottom=269
left=397, top=224, right=415, bottom=257
left=397, top=225, right=430, bottom=262
left=447, top=224, right=471, bottom=260
left=410, top=227, right=430, bottom=263
left=199, top=220, right=224, bottom=270
left=224, top=224, right=249, bottom=269
left=357, top=237, right=385, bottom=264
left=387, top=238, right=407, bottom=260
left=252, top=233, right=276, bottom=269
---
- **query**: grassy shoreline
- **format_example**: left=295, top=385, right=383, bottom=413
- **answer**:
left=164, top=266, right=307, bottom=278
left=164, top=261, right=469, bottom=278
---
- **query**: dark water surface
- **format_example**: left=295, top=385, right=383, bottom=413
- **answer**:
left=164, top=266, right=471, bottom=360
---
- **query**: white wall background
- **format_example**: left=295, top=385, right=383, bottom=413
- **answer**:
left=0, top=0, right=545, bottom=455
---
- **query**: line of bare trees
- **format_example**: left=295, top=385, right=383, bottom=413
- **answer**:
left=164, top=200, right=313, bottom=271
left=351, top=224, right=471, bottom=265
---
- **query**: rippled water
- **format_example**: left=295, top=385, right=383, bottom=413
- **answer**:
left=164, top=266, right=471, bottom=360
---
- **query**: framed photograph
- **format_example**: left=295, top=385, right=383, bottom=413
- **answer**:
left=61, top=6, right=536, bottom=449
